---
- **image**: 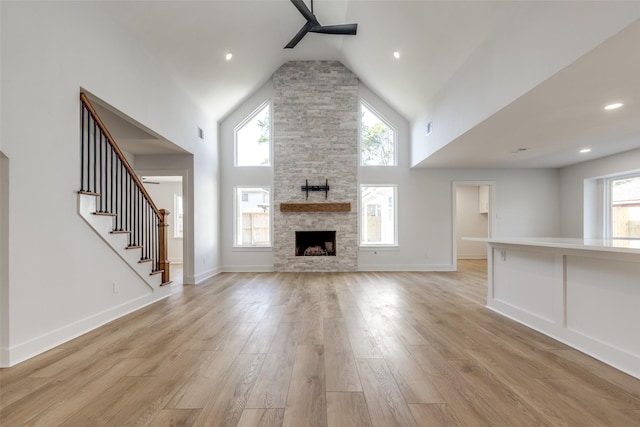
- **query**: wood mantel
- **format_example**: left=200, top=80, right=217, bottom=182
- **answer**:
left=280, top=203, right=351, bottom=213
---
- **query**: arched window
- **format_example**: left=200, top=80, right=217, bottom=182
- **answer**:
left=235, top=101, right=271, bottom=167
left=360, top=102, right=397, bottom=166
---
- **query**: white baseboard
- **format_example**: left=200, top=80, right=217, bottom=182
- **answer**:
left=457, top=255, right=488, bottom=260
left=220, top=265, right=276, bottom=273
left=216, top=264, right=455, bottom=273
left=185, top=267, right=222, bottom=285
left=0, top=346, right=9, bottom=367
left=1, top=291, right=169, bottom=368
left=357, top=263, right=455, bottom=272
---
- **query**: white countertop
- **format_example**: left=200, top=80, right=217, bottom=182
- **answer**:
left=463, top=236, right=640, bottom=255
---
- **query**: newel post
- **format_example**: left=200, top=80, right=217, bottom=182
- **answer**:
left=159, top=209, right=171, bottom=284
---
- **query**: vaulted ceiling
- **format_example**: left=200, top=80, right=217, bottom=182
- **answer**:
left=99, top=1, right=640, bottom=168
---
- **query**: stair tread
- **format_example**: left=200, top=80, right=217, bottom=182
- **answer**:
left=150, top=270, right=164, bottom=276
left=138, top=258, right=153, bottom=263
left=160, top=280, right=173, bottom=287
left=126, top=245, right=143, bottom=249
left=78, top=191, right=100, bottom=197
left=110, top=230, right=131, bottom=234
left=92, top=212, right=117, bottom=217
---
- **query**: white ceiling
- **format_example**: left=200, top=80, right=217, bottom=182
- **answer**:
left=418, top=18, right=640, bottom=168
left=97, top=1, right=640, bottom=169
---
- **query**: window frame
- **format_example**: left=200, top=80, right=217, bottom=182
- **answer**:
left=233, top=185, right=272, bottom=248
left=173, top=194, right=183, bottom=239
left=233, top=99, right=272, bottom=168
left=359, top=184, right=398, bottom=247
left=359, top=100, right=398, bottom=167
left=605, top=173, right=640, bottom=240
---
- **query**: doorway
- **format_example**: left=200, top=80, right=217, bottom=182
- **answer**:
left=452, top=182, right=493, bottom=271
left=141, top=174, right=185, bottom=288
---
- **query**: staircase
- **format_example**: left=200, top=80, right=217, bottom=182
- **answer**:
left=77, top=93, right=171, bottom=290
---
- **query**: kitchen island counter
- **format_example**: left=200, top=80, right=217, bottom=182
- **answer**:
left=467, top=236, right=640, bottom=379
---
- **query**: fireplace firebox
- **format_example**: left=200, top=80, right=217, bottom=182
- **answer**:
left=295, top=231, right=336, bottom=256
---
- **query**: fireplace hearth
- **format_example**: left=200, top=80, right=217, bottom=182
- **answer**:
left=295, top=231, right=336, bottom=256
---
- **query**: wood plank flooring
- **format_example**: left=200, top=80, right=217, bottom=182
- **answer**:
left=2, top=260, right=640, bottom=426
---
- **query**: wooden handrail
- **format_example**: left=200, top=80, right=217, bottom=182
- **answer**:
left=80, top=92, right=162, bottom=220
left=80, top=92, right=170, bottom=284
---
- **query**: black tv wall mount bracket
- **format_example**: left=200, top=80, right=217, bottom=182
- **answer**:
left=301, top=179, right=329, bottom=199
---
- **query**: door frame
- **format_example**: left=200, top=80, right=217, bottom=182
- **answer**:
left=137, top=168, right=190, bottom=286
left=452, top=181, right=495, bottom=271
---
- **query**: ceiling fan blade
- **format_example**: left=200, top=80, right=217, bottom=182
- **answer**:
left=310, top=23, right=358, bottom=35
left=284, top=21, right=314, bottom=49
left=289, top=0, right=318, bottom=25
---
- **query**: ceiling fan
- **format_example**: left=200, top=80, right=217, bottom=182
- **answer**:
left=284, top=0, right=358, bottom=49
left=141, top=177, right=160, bottom=185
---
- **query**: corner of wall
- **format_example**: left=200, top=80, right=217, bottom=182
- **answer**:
left=0, top=152, right=9, bottom=367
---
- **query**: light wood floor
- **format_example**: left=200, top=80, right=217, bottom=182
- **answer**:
left=2, top=260, right=640, bottom=426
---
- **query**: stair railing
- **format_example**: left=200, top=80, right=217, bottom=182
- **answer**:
left=78, top=93, right=170, bottom=285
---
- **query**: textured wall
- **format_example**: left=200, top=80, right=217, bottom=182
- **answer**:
left=273, top=61, right=358, bottom=271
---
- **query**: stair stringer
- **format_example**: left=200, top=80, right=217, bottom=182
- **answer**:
left=78, top=193, right=166, bottom=292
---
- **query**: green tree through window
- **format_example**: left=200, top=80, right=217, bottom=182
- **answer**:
left=361, top=103, right=396, bottom=166
left=235, top=102, right=270, bottom=166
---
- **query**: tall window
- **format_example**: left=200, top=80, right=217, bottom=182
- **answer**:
left=235, top=101, right=271, bottom=166
left=235, top=187, right=271, bottom=246
left=174, top=194, right=183, bottom=238
left=609, top=175, right=640, bottom=239
left=360, top=102, right=396, bottom=166
left=360, top=185, right=396, bottom=245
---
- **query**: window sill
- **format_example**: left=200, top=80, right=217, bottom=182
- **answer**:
left=233, top=246, right=273, bottom=252
left=359, top=245, right=399, bottom=251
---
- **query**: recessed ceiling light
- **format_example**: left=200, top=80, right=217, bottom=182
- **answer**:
left=225, top=53, right=233, bottom=61
left=580, top=148, right=591, bottom=153
left=604, top=102, right=623, bottom=110
left=393, top=51, right=400, bottom=59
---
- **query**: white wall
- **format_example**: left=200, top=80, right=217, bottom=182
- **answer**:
left=560, top=147, right=640, bottom=238
left=456, top=186, right=488, bottom=259
left=0, top=2, right=217, bottom=365
left=357, top=167, right=560, bottom=270
left=219, top=76, right=561, bottom=272
left=412, top=3, right=640, bottom=166
left=219, top=82, right=274, bottom=271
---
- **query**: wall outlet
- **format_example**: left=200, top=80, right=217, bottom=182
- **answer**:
left=112, top=282, right=119, bottom=294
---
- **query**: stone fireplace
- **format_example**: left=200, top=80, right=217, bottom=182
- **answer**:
left=273, top=61, right=358, bottom=271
